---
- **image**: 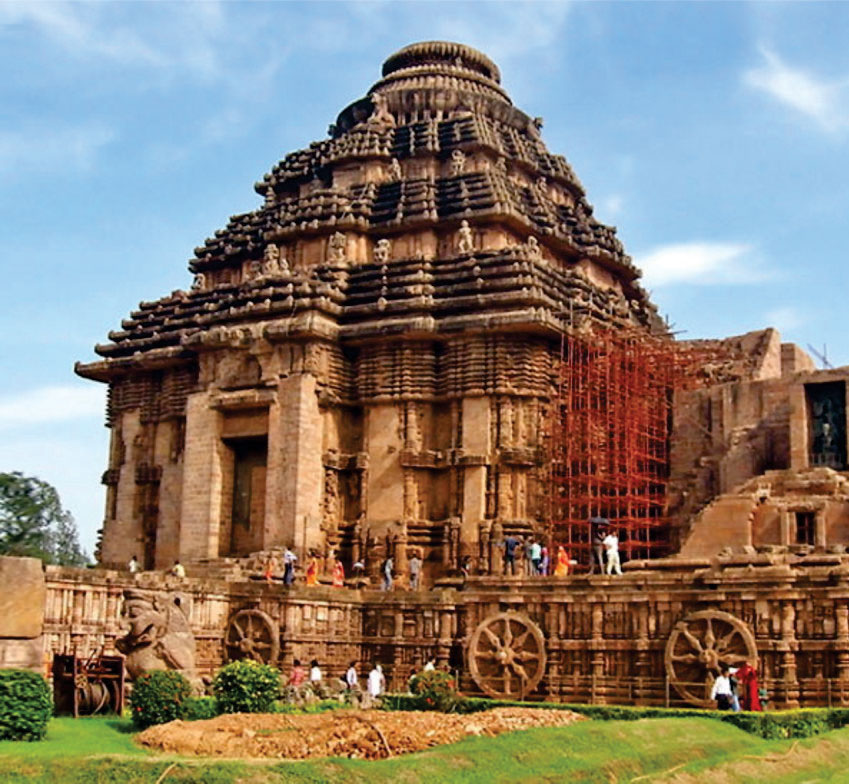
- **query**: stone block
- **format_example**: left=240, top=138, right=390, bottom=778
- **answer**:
left=0, top=556, right=46, bottom=638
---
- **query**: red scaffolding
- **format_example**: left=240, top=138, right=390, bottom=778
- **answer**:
left=548, top=328, right=706, bottom=566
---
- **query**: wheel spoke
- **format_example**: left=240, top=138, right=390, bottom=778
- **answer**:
left=233, top=620, right=246, bottom=640
left=513, top=629, right=530, bottom=650
left=681, top=626, right=704, bottom=653
left=504, top=621, right=514, bottom=646
left=515, top=652, right=540, bottom=663
left=483, top=627, right=501, bottom=649
left=671, top=653, right=699, bottom=663
left=705, top=618, right=715, bottom=650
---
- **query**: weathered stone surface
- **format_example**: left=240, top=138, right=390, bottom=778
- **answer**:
left=0, top=556, right=45, bottom=638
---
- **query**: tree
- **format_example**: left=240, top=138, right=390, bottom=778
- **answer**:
left=0, top=472, right=88, bottom=566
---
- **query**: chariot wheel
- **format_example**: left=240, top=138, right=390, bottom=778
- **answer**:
left=468, top=611, right=546, bottom=700
left=224, top=608, right=280, bottom=665
left=665, top=609, right=758, bottom=707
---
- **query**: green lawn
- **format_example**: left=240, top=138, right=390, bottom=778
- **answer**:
left=0, top=715, right=842, bottom=783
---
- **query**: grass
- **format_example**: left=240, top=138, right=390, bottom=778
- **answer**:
left=0, top=714, right=844, bottom=783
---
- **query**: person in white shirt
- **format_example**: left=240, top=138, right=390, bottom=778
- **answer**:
left=423, top=659, right=436, bottom=672
left=602, top=531, right=622, bottom=576
left=710, top=664, right=739, bottom=711
left=345, top=661, right=358, bottom=689
left=309, top=659, right=322, bottom=684
left=128, top=555, right=140, bottom=574
left=368, top=663, right=385, bottom=698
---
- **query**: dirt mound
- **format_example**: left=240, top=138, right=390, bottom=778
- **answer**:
left=136, top=707, right=585, bottom=760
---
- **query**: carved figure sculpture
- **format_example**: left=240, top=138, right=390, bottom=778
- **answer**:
left=190, top=273, right=205, bottom=292
left=262, top=243, right=286, bottom=276
left=451, top=149, right=466, bottom=176
left=115, top=588, right=199, bottom=686
left=526, top=236, right=541, bottom=260
left=368, top=92, right=396, bottom=128
left=389, top=158, right=402, bottom=181
left=457, top=220, right=474, bottom=254
left=328, top=231, right=347, bottom=263
left=373, top=238, right=391, bottom=264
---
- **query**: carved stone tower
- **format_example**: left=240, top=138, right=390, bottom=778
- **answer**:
left=77, top=42, right=660, bottom=576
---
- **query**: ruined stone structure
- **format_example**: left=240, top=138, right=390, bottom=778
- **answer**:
left=9, top=41, right=835, bottom=710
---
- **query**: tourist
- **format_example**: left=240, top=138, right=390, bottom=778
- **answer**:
left=128, top=555, right=140, bottom=574
left=305, top=554, right=319, bottom=586
left=170, top=560, right=185, bottom=579
left=368, top=663, right=385, bottom=698
left=382, top=556, right=394, bottom=591
left=460, top=554, right=472, bottom=578
left=408, top=551, right=422, bottom=590
left=735, top=661, right=761, bottom=711
left=289, top=658, right=306, bottom=687
left=590, top=517, right=608, bottom=574
left=603, top=529, right=622, bottom=576
left=553, top=545, right=570, bottom=577
left=309, top=659, right=322, bottom=684
left=332, top=559, right=345, bottom=587
left=540, top=546, right=549, bottom=576
left=283, top=547, right=297, bottom=586
left=263, top=554, right=276, bottom=584
left=345, top=661, right=359, bottom=689
left=529, top=538, right=542, bottom=575
left=352, top=560, right=365, bottom=578
left=502, top=534, right=518, bottom=576
left=423, top=658, right=436, bottom=672
left=710, top=664, right=736, bottom=711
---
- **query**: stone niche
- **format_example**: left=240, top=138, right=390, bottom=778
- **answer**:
left=0, top=556, right=46, bottom=671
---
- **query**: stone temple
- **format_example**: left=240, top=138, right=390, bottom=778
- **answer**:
left=3, top=42, right=849, bottom=710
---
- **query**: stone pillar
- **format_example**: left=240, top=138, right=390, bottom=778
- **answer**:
left=365, top=403, right=404, bottom=523
left=266, top=374, right=324, bottom=555
left=815, top=506, right=827, bottom=549
left=461, top=398, right=490, bottom=552
left=789, top=385, right=809, bottom=471
left=179, top=392, right=226, bottom=561
left=779, top=602, right=800, bottom=708
left=779, top=507, right=791, bottom=547
left=101, top=410, right=144, bottom=567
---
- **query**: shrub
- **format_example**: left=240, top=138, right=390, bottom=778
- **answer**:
left=409, top=670, right=460, bottom=712
left=129, top=670, right=193, bottom=729
left=0, top=669, right=52, bottom=741
left=213, top=660, right=280, bottom=714
left=183, top=696, right=218, bottom=721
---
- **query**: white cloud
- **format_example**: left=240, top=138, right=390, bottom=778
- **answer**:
left=599, top=194, right=624, bottom=219
left=634, top=242, right=768, bottom=287
left=0, top=1, right=227, bottom=79
left=744, top=46, right=849, bottom=132
left=0, top=123, right=114, bottom=175
left=0, top=385, right=104, bottom=430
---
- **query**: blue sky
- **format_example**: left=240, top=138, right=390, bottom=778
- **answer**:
left=2, top=1, right=848, bottom=555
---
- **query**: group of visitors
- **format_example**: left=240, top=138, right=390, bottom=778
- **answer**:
left=288, top=658, right=389, bottom=701
left=499, top=518, right=623, bottom=577
left=710, top=661, right=763, bottom=711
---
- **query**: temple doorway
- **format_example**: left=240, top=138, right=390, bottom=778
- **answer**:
left=227, top=436, right=267, bottom=555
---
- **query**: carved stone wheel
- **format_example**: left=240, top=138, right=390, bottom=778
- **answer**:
left=224, top=608, right=280, bottom=665
left=468, top=611, right=546, bottom=700
left=665, top=609, right=758, bottom=707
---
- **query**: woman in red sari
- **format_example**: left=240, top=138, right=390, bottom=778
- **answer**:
left=734, top=661, right=762, bottom=711
left=332, top=560, right=345, bottom=587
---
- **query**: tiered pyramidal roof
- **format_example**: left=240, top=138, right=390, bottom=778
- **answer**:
left=78, top=41, right=661, bottom=381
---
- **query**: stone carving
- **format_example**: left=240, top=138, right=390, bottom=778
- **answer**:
left=190, top=273, right=205, bottom=292
left=327, top=232, right=347, bottom=263
left=468, top=611, right=546, bottom=700
left=388, top=158, right=402, bottom=181
left=665, top=609, right=757, bottom=707
left=373, top=238, right=391, bottom=264
left=224, top=608, right=279, bottom=665
left=368, top=92, right=396, bottom=128
left=525, top=236, right=541, bottom=261
left=450, top=149, right=466, bottom=176
left=115, top=588, right=198, bottom=685
left=457, top=220, right=474, bottom=254
left=262, top=244, right=287, bottom=276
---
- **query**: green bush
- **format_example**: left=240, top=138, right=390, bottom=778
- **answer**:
left=409, top=670, right=460, bottom=712
left=0, top=669, right=52, bottom=741
left=129, top=670, right=193, bottom=729
left=213, top=660, right=280, bottom=714
left=183, top=696, right=218, bottom=721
